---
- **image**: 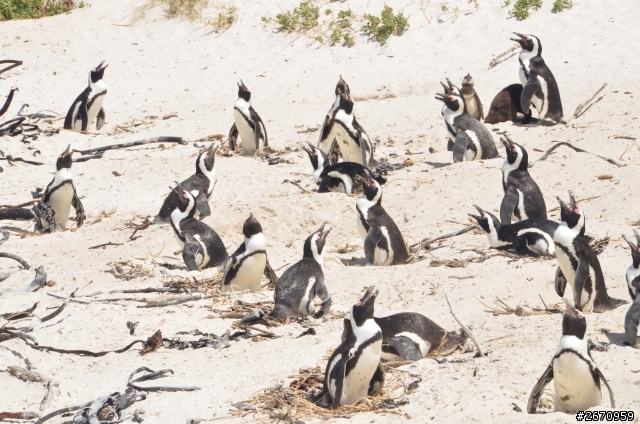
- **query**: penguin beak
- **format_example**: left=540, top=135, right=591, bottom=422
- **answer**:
left=356, top=286, right=378, bottom=306
left=61, top=144, right=72, bottom=157
left=239, top=80, right=249, bottom=91
left=209, top=141, right=219, bottom=155
left=302, top=142, right=316, bottom=156
left=556, top=195, right=568, bottom=211
left=435, top=93, right=447, bottom=102
left=318, top=222, right=332, bottom=240
left=568, top=190, right=577, bottom=211
left=625, top=235, right=637, bottom=251
left=93, top=61, right=107, bottom=72
left=470, top=205, right=486, bottom=220
left=440, top=81, right=450, bottom=95
left=635, top=229, right=640, bottom=246
left=564, top=300, right=584, bottom=319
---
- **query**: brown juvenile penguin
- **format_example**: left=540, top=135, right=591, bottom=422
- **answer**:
left=484, top=84, right=525, bottom=124
left=460, top=74, right=484, bottom=121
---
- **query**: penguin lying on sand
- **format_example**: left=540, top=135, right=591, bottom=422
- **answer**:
left=156, top=142, right=219, bottom=223
left=310, top=286, right=383, bottom=409
left=221, top=213, right=277, bottom=292
left=0, top=145, right=85, bottom=232
left=484, top=84, right=525, bottom=124
left=271, top=223, right=332, bottom=319
left=527, top=301, right=615, bottom=414
left=64, top=61, right=108, bottom=132
left=169, top=186, right=228, bottom=270
left=228, top=80, right=269, bottom=155
left=303, top=142, right=385, bottom=194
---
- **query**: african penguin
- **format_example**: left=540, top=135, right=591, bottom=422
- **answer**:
left=484, top=84, right=525, bottom=124
left=512, top=33, right=564, bottom=125
left=317, top=77, right=374, bottom=167
left=438, top=79, right=457, bottom=151
left=228, top=80, right=269, bottom=155
left=552, top=196, right=626, bottom=313
left=310, top=286, right=382, bottom=409
left=356, top=176, right=408, bottom=266
left=342, top=311, right=467, bottom=361
left=303, top=142, right=384, bottom=194
left=64, top=61, right=108, bottom=132
left=624, top=282, right=640, bottom=349
left=460, top=74, right=484, bottom=121
left=527, top=302, right=615, bottom=414
left=220, top=213, right=276, bottom=292
left=169, top=187, right=228, bottom=270
left=624, top=230, right=640, bottom=300
left=500, top=135, right=547, bottom=224
left=155, top=142, right=219, bottom=224
left=271, top=223, right=332, bottom=319
left=435, top=80, right=499, bottom=163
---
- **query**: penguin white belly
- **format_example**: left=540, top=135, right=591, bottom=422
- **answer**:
left=227, top=253, right=266, bottom=292
left=47, top=184, right=74, bottom=226
left=372, top=228, right=393, bottom=266
left=334, top=110, right=362, bottom=165
left=70, top=103, right=84, bottom=131
left=627, top=266, right=640, bottom=295
left=207, top=169, right=218, bottom=196
left=465, top=95, right=479, bottom=118
left=519, top=67, right=527, bottom=87
left=516, top=189, right=527, bottom=221
left=327, top=171, right=353, bottom=194
left=234, top=109, right=257, bottom=155
left=355, top=202, right=370, bottom=242
left=556, top=249, right=576, bottom=287
left=553, top=355, right=601, bottom=413
left=298, top=278, right=316, bottom=317
left=380, top=331, right=429, bottom=361
left=193, top=235, right=210, bottom=270
left=537, top=77, right=549, bottom=119
left=519, top=228, right=555, bottom=256
left=341, top=339, right=382, bottom=405
left=464, top=130, right=482, bottom=161
left=86, top=92, right=106, bottom=126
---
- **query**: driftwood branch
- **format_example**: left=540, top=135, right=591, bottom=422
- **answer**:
left=529, top=142, right=624, bottom=168
left=570, top=83, right=607, bottom=121
left=0, top=155, right=44, bottom=166
left=15, top=337, right=145, bottom=357
left=34, top=401, right=94, bottom=424
left=127, top=367, right=201, bottom=392
left=0, top=60, right=23, bottom=75
left=0, top=251, right=29, bottom=269
left=74, top=136, right=189, bottom=155
left=444, top=293, right=485, bottom=357
left=410, top=225, right=478, bottom=250
left=488, top=45, right=519, bottom=69
left=89, top=241, right=123, bottom=250
left=137, top=294, right=207, bottom=308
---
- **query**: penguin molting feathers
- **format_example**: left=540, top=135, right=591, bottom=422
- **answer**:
left=228, top=80, right=269, bottom=155
left=460, top=73, right=484, bottom=121
left=64, top=60, right=108, bottom=131
left=527, top=301, right=615, bottom=414
left=435, top=80, right=498, bottom=163
left=271, top=222, right=332, bottom=319
left=155, top=142, right=219, bottom=224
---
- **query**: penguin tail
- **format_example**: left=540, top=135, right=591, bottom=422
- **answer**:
left=594, top=295, right=628, bottom=313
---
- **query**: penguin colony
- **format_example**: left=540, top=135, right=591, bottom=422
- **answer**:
left=1, top=31, right=638, bottom=416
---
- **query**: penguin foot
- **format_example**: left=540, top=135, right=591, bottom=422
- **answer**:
left=594, top=296, right=628, bottom=313
left=522, top=119, right=540, bottom=127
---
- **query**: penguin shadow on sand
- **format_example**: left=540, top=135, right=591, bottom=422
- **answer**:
left=602, top=331, right=630, bottom=348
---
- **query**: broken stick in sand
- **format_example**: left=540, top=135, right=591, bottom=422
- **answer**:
left=529, top=141, right=624, bottom=168
left=74, top=136, right=189, bottom=156
left=445, top=293, right=485, bottom=357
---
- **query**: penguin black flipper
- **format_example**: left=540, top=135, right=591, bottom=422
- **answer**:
left=625, top=299, right=640, bottom=348
left=500, top=186, right=520, bottom=225
left=330, top=355, right=348, bottom=410
left=447, top=138, right=454, bottom=151
left=313, top=275, right=332, bottom=318
left=364, top=225, right=385, bottom=265
left=595, top=368, right=616, bottom=408
left=573, top=250, right=591, bottom=311
left=367, top=362, right=385, bottom=396
left=96, top=107, right=106, bottom=130
left=513, top=235, right=540, bottom=258
left=520, top=73, right=542, bottom=116
left=263, top=258, right=278, bottom=288
left=555, top=267, right=567, bottom=297
left=194, top=191, right=211, bottom=220
left=78, top=98, right=89, bottom=131
left=71, top=184, right=85, bottom=227
left=183, top=233, right=202, bottom=271
left=228, top=123, right=239, bottom=151
left=64, top=87, right=91, bottom=130
left=249, top=106, right=267, bottom=150
left=527, top=363, right=553, bottom=414
left=385, top=336, right=423, bottom=361
left=452, top=130, right=472, bottom=163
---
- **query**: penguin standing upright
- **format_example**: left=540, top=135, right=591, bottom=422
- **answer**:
left=460, top=74, right=484, bottom=121
left=624, top=230, right=640, bottom=299
left=271, top=223, right=332, bottom=319
left=64, top=61, right=108, bottom=131
left=356, top=176, right=408, bottom=266
left=156, top=142, right=219, bottom=223
left=499, top=135, right=546, bottom=224
left=317, top=77, right=374, bottom=167
left=435, top=81, right=499, bottom=163
left=228, top=80, right=269, bottom=155
left=625, top=282, right=640, bottom=349
left=221, top=213, right=277, bottom=292
left=511, top=33, right=564, bottom=125
left=311, top=286, right=382, bottom=409
left=527, top=302, right=615, bottom=414
left=169, top=187, right=228, bottom=270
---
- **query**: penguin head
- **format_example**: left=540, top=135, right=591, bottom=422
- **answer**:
left=511, top=33, right=541, bottom=56
left=338, top=93, right=354, bottom=115
left=468, top=205, right=500, bottom=234
left=435, top=87, right=464, bottom=114
left=501, top=135, right=528, bottom=169
left=302, top=142, right=328, bottom=172
left=562, top=301, right=586, bottom=339
left=56, top=145, right=73, bottom=170
left=360, top=175, right=382, bottom=203
left=174, top=185, right=195, bottom=214
left=624, top=229, right=640, bottom=269
left=352, top=286, right=378, bottom=327
left=303, top=222, right=332, bottom=262
left=460, top=74, right=475, bottom=95
left=237, top=80, right=251, bottom=102
left=335, top=75, right=351, bottom=98
left=242, top=213, right=263, bottom=238
left=557, top=191, right=585, bottom=235
left=89, top=61, right=108, bottom=84
left=197, top=142, right=218, bottom=174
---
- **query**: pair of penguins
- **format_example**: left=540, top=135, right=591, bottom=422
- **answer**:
left=469, top=135, right=626, bottom=313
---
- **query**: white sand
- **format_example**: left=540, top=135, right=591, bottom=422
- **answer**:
left=1, top=0, right=640, bottom=422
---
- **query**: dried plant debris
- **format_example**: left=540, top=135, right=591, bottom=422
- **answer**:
left=140, top=330, right=163, bottom=356
left=162, top=273, right=222, bottom=293
left=106, top=261, right=151, bottom=280
left=479, top=296, right=562, bottom=316
left=164, top=329, right=240, bottom=350
left=6, top=366, right=60, bottom=411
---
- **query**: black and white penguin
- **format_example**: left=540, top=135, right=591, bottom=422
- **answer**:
left=311, top=286, right=382, bottom=409
left=435, top=81, right=499, bottom=163
left=511, top=33, right=564, bottom=125
left=302, top=142, right=384, bottom=194
left=317, top=77, right=374, bottom=167
left=438, top=79, right=457, bottom=151
left=271, top=223, right=332, bottom=319
left=64, top=61, right=108, bottom=131
left=220, top=213, right=276, bottom=292
left=228, top=80, right=268, bottom=155
left=169, top=187, right=228, bottom=270
left=624, top=230, right=640, bottom=300
left=624, top=281, right=640, bottom=348
left=155, top=142, right=219, bottom=224
left=552, top=196, right=626, bottom=313
left=527, top=302, right=615, bottom=414
left=460, top=74, right=484, bottom=121
left=500, top=135, right=546, bottom=224
left=356, top=176, right=408, bottom=266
